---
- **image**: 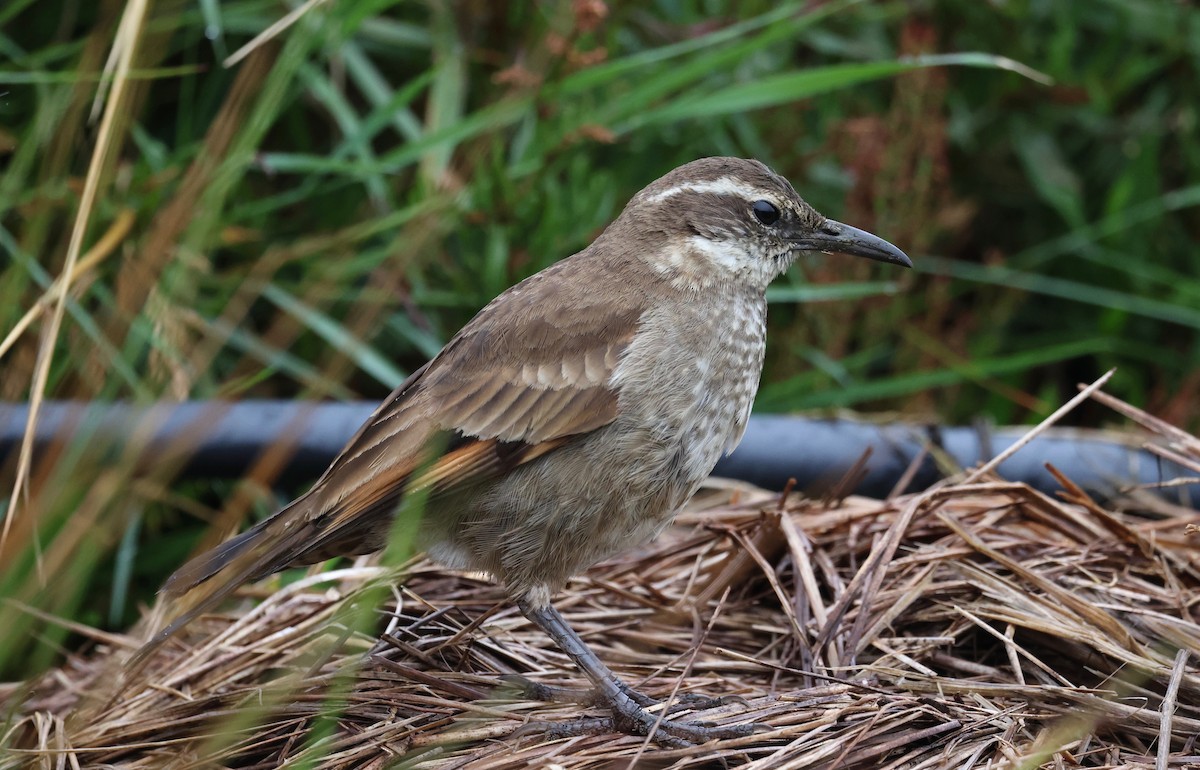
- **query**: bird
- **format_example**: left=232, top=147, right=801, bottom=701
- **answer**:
left=137, top=157, right=911, bottom=745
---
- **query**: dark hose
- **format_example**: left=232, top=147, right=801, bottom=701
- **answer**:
left=0, top=401, right=1193, bottom=507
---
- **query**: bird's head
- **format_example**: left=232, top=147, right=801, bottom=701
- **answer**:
left=617, top=157, right=911, bottom=291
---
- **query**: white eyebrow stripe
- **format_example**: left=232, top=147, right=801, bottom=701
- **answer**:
left=643, top=177, right=775, bottom=204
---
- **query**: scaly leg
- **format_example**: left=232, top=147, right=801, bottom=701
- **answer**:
left=519, top=600, right=762, bottom=745
left=502, top=674, right=743, bottom=711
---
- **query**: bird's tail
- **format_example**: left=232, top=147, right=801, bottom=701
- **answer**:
left=127, top=496, right=318, bottom=668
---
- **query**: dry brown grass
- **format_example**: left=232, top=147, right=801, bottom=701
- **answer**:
left=4, top=396, right=1199, bottom=769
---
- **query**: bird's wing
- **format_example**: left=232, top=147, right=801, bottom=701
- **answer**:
left=298, top=254, right=644, bottom=540
left=135, top=255, right=644, bottom=665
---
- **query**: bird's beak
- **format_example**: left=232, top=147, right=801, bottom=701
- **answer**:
left=793, top=219, right=912, bottom=268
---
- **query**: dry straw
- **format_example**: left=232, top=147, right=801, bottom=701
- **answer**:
left=3, top=390, right=1198, bottom=768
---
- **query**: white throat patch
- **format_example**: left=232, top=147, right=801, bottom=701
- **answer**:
left=685, top=236, right=780, bottom=289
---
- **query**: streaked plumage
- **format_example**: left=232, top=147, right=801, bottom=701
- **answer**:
left=140, top=157, right=911, bottom=744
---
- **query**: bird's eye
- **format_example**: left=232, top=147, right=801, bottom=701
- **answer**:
left=752, top=199, right=781, bottom=226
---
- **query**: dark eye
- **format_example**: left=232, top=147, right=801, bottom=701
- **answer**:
left=752, top=199, right=780, bottom=226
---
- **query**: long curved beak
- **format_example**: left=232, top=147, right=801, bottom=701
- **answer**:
left=793, top=219, right=912, bottom=268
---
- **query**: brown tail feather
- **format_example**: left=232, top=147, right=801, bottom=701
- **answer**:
left=127, top=429, right=549, bottom=671
left=161, top=517, right=273, bottom=596
left=128, top=499, right=317, bottom=668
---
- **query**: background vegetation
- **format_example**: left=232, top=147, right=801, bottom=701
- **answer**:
left=1, top=0, right=1197, bottom=681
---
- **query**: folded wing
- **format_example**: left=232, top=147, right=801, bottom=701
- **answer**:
left=134, top=254, right=644, bottom=664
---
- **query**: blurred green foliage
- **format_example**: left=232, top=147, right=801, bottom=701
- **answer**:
left=0, top=0, right=1197, bottom=678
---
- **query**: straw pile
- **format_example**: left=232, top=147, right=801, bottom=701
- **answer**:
left=4, top=394, right=1199, bottom=769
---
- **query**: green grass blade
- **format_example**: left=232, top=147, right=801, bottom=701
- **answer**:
left=766, top=281, right=901, bottom=303
left=260, top=283, right=408, bottom=388
left=759, top=337, right=1114, bottom=411
left=920, top=255, right=1200, bottom=330
left=638, top=53, right=1050, bottom=127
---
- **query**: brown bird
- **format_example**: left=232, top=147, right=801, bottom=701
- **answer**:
left=141, top=157, right=910, bottom=744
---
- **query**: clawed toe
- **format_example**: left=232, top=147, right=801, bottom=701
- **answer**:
left=504, top=674, right=740, bottom=715
left=539, top=712, right=749, bottom=747
left=610, top=709, right=765, bottom=746
left=515, top=603, right=770, bottom=747
left=508, top=685, right=766, bottom=746
left=527, top=716, right=692, bottom=749
left=672, top=691, right=751, bottom=711
left=498, top=674, right=604, bottom=706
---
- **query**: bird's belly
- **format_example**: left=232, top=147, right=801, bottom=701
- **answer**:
left=425, top=427, right=694, bottom=597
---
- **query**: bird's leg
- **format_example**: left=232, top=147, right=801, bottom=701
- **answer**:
left=503, top=673, right=740, bottom=712
left=502, top=673, right=667, bottom=708
left=519, top=600, right=762, bottom=745
left=501, top=675, right=637, bottom=707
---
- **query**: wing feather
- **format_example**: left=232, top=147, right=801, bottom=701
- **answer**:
left=140, top=252, right=647, bottom=664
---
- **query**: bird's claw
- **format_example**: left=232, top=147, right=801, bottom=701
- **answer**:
left=501, top=674, right=745, bottom=716
left=499, top=674, right=618, bottom=708
left=609, top=707, right=764, bottom=746
left=670, top=692, right=752, bottom=711
left=510, top=684, right=766, bottom=746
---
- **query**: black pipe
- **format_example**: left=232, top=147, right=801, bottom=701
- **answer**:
left=0, top=401, right=1193, bottom=507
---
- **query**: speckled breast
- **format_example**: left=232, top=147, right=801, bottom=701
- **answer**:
left=610, top=288, right=768, bottom=504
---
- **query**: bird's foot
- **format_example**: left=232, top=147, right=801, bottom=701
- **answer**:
left=606, top=696, right=766, bottom=747
left=501, top=674, right=744, bottom=714
left=531, top=702, right=765, bottom=748
left=499, top=674, right=609, bottom=707
left=512, top=602, right=768, bottom=746
left=612, top=680, right=750, bottom=713
left=505, top=676, right=765, bottom=746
